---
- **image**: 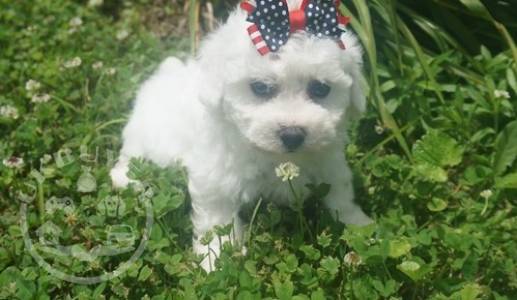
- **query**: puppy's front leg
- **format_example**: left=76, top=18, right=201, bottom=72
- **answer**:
left=189, top=183, right=243, bottom=272
left=323, top=167, right=372, bottom=226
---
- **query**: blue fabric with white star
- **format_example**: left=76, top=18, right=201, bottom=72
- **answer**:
left=246, top=0, right=345, bottom=52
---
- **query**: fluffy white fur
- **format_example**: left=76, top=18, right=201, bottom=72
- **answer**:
left=111, top=0, right=371, bottom=271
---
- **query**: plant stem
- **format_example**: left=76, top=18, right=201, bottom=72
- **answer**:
left=189, top=0, right=200, bottom=54
left=288, top=179, right=304, bottom=232
left=287, top=179, right=314, bottom=241
left=247, top=197, right=263, bottom=247
left=37, top=181, right=45, bottom=222
left=481, top=196, right=489, bottom=216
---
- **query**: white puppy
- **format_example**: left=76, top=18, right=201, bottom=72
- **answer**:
left=111, top=0, right=371, bottom=271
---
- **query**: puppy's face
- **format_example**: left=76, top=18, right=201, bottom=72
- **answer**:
left=221, top=35, right=360, bottom=154
left=198, top=10, right=365, bottom=155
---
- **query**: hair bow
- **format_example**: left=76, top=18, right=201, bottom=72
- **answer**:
left=240, top=0, right=350, bottom=55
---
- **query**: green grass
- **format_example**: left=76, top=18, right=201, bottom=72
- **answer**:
left=1, top=0, right=516, bottom=299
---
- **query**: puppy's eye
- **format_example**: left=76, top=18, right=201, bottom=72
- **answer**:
left=250, top=81, right=277, bottom=99
left=307, top=80, right=331, bottom=100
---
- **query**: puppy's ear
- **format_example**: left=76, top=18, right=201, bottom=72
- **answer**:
left=342, top=32, right=367, bottom=119
left=348, top=68, right=367, bottom=118
left=196, top=9, right=253, bottom=109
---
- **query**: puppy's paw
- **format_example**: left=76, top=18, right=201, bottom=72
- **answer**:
left=199, top=254, right=216, bottom=273
left=342, top=210, right=373, bottom=226
left=193, top=233, right=242, bottom=273
left=110, top=159, right=140, bottom=189
left=193, top=238, right=218, bottom=273
left=110, top=167, right=130, bottom=189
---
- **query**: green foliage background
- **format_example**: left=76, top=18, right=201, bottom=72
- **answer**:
left=0, top=0, right=516, bottom=299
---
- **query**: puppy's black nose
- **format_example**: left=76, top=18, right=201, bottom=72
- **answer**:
left=278, top=126, right=306, bottom=151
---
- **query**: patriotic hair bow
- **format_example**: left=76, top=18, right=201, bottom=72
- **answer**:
left=240, top=0, right=350, bottom=55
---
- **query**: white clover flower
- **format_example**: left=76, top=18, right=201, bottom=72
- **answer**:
left=116, top=29, right=130, bottom=41
left=367, top=186, right=376, bottom=195
left=7, top=282, right=17, bottom=294
left=0, top=105, right=19, bottom=119
left=69, top=17, right=83, bottom=28
left=92, top=61, right=103, bottom=70
left=25, top=79, right=41, bottom=92
left=106, top=67, right=117, bottom=76
left=494, top=90, right=510, bottom=99
left=25, top=25, right=37, bottom=33
left=480, top=189, right=493, bottom=199
left=31, top=93, right=51, bottom=103
left=374, top=124, right=385, bottom=135
left=275, top=162, right=300, bottom=182
left=88, top=0, right=104, bottom=7
left=3, top=156, right=24, bottom=169
left=40, top=154, right=52, bottom=164
left=63, top=57, right=82, bottom=68
left=344, top=251, right=362, bottom=266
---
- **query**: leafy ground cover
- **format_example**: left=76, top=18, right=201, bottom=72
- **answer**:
left=0, top=0, right=516, bottom=299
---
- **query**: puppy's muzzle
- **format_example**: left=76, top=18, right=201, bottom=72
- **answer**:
left=278, top=126, right=306, bottom=152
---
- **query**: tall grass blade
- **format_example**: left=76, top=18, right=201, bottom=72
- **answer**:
left=342, top=0, right=412, bottom=161
left=398, top=5, right=465, bottom=53
left=458, top=0, right=517, bottom=68
left=396, top=16, right=445, bottom=104
left=430, top=5, right=480, bottom=53
left=189, top=0, right=200, bottom=54
left=386, top=0, right=404, bottom=74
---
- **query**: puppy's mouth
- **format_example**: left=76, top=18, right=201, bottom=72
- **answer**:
left=251, top=140, right=309, bottom=156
